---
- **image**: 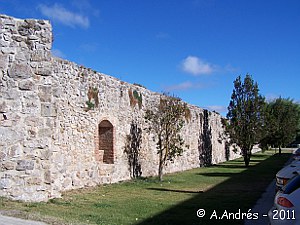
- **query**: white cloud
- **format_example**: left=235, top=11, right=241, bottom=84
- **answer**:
left=51, top=49, right=66, bottom=58
left=38, top=3, right=89, bottom=29
left=224, top=64, right=238, bottom=73
left=181, top=56, right=215, bottom=75
left=205, top=105, right=228, bottom=114
left=164, top=81, right=205, bottom=92
left=71, top=0, right=100, bottom=17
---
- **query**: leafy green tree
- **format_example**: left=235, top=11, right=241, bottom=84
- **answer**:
left=225, top=74, right=265, bottom=166
left=262, top=98, right=300, bottom=154
left=145, top=94, right=188, bottom=181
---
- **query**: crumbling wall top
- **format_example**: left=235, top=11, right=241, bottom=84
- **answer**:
left=0, top=14, right=52, bottom=52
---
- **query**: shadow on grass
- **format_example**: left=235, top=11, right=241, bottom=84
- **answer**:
left=197, top=172, right=239, bottom=177
left=212, top=164, right=250, bottom=169
left=136, top=153, right=290, bottom=225
left=247, top=159, right=266, bottom=163
left=147, top=188, right=204, bottom=194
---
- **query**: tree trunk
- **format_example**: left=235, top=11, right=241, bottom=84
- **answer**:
left=158, top=160, right=164, bottom=181
left=244, top=155, right=250, bottom=167
left=243, top=149, right=251, bottom=167
left=158, top=151, right=164, bottom=181
left=279, top=146, right=282, bottom=155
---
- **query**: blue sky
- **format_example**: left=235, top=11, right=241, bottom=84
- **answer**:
left=1, top=0, right=300, bottom=115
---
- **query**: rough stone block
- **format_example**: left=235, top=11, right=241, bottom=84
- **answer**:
left=17, top=21, right=41, bottom=37
left=8, top=144, right=22, bottom=158
left=44, top=170, right=51, bottom=184
left=26, top=129, right=36, bottom=139
left=26, top=177, right=43, bottom=185
left=18, top=79, right=34, bottom=90
left=0, top=151, right=6, bottom=161
left=38, top=86, right=52, bottom=102
left=28, top=35, right=38, bottom=40
left=72, top=176, right=83, bottom=187
left=30, top=50, right=51, bottom=62
left=62, top=177, right=72, bottom=189
left=12, top=35, right=25, bottom=42
left=16, top=160, right=34, bottom=171
left=1, top=120, right=13, bottom=127
left=52, top=87, right=62, bottom=98
left=0, top=127, right=23, bottom=144
left=1, top=47, right=16, bottom=54
left=0, top=101, right=7, bottom=113
left=3, top=18, right=15, bottom=26
left=36, top=185, right=47, bottom=191
left=0, top=178, right=13, bottom=189
left=41, top=103, right=57, bottom=117
left=2, top=161, right=15, bottom=170
left=35, top=66, right=52, bottom=76
left=2, top=88, right=20, bottom=100
left=41, top=161, right=50, bottom=170
left=17, top=187, right=49, bottom=202
left=0, top=39, right=9, bottom=48
left=40, top=149, right=52, bottom=160
left=8, top=62, right=33, bottom=79
left=22, top=95, right=40, bottom=114
left=24, top=116, right=40, bottom=127
left=15, top=51, right=29, bottom=61
left=35, top=138, right=50, bottom=149
left=0, top=54, right=8, bottom=69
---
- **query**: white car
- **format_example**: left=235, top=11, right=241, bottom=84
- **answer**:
left=276, top=161, right=300, bottom=191
left=293, top=148, right=300, bottom=161
left=269, top=175, right=300, bottom=225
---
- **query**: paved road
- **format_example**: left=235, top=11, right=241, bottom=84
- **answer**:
left=0, top=214, right=48, bottom=225
left=244, top=152, right=294, bottom=225
left=244, top=179, right=276, bottom=225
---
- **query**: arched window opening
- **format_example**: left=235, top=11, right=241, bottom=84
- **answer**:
left=98, top=120, right=114, bottom=164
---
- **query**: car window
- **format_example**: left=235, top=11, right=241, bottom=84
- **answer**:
left=283, top=175, right=300, bottom=194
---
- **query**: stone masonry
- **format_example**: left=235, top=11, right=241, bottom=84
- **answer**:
left=0, top=14, right=244, bottom=202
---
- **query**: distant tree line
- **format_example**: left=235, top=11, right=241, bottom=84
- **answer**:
left=142, top=74, right=300, bottom=177
left=224, top=74, right=300, bottom=166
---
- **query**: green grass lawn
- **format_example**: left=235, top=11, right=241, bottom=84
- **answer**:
left=0, top=150, right=291, bottom=225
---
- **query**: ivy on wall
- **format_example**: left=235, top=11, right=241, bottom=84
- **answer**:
left=128, top=88, right=142, bottom=109
left=85, top=86, right=99, bottom=111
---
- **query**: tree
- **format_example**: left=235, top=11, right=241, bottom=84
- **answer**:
left=145, top=94, right=189, bottom=181
left=262, top=98, right=300, bottom=154
left=225, top=74, right=265, bottom=166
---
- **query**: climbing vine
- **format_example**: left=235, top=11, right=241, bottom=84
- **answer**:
left=128, top=89, right=143, bottom=109
left=85, top=86, right=99, bottom=111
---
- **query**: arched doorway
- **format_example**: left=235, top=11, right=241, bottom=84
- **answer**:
left=98, top=120, right=114, bottom=164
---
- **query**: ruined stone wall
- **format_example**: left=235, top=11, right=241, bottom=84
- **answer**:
left=0, top=14, right=242, bottom=202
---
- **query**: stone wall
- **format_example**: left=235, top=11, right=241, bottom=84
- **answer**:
left=0, top=14, right=243, bottom=202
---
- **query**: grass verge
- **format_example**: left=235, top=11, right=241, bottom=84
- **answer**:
left=0, top=150, right=291, bottom=225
